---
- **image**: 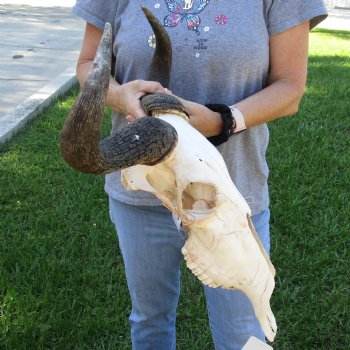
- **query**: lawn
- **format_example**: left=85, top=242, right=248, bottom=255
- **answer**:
left=1, top=28, right=349, bottom=350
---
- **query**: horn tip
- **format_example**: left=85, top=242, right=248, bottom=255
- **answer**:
left=141, top=6, right=153, bottom=20
left=103, top=22, right=112, bottom=36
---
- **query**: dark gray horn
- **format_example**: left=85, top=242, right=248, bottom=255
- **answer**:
left=141, top=6, right=172, bottom=87
left=140, top=7, right=188, bottom=129
left=60, top=11, right=179, bottom=174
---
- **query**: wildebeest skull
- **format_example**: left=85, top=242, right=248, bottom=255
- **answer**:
left=60, top=8, right=277, bottom=341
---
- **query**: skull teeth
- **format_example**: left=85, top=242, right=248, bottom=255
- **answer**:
left=182, top=247, right=220, bottom=288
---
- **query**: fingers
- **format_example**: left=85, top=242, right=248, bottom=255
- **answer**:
left=111, top=80, right=173, bottom=120
left=135, top=80, right=172, bottom=95
left=130, top=80, right=172, bottom=118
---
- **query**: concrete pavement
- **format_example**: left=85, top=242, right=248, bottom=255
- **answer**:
left=0, top=0, right=84, bottom=143
left=0, top=3, right=349, bottom=144
left=319, top=8, right=350, bottom=30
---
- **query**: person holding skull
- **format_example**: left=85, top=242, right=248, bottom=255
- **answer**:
left=70, top=1, right=327, bottom=349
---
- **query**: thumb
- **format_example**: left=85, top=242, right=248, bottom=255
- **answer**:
left=126, top=115, right=136, bottom=123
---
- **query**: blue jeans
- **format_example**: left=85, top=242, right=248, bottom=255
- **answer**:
left=109, top=197, right=271, bottom=350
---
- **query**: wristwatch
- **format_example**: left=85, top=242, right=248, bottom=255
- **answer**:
left=229, top=106, right=247, bottom=134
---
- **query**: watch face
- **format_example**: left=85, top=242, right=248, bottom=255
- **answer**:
left=231, top=117, right=236, bottom=131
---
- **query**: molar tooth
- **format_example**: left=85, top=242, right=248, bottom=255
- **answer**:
left=187, top=262, right=197, bottom=270
left=201, top=277, right=212, bottom=285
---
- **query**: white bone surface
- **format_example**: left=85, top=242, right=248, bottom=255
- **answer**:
left=121, top=113, right=277, bottom=341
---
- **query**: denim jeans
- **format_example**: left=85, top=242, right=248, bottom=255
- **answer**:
left=109, top=197, right=271, bottom=350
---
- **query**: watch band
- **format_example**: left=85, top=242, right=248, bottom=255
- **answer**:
left=205, top=104, right=234, bottom=146
left=229, top=106, right=247, bottom=134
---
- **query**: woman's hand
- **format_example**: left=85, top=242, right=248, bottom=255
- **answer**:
left=110, top=83, right=222, bottom=137
left=175, top=97, right=223, bottom=137
left=107, top=80, right=171, bottom=122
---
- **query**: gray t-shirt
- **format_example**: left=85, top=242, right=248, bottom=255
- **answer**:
left=72, top=0, right=327, bottom=215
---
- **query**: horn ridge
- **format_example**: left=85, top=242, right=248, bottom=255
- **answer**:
left=100, top=117, right=178, bottom=172
left=140, top=93, right=188, bottom=117
left=60, top=22, right=113, bottom=174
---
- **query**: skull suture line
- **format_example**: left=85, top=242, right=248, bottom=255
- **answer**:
left=60, top=7, right=277, bottom=342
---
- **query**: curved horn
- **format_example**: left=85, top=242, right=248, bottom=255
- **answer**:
left=141, top=6, right=172, bottom=87
left=60, top=11, right=179, bottom=174
left=60, top=22, right=112, bottom=174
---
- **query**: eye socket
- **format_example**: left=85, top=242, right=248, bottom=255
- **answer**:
left=181, top=182, right=216, bottom=211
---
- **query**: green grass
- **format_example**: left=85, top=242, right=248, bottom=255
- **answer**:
left=267, top=28, right=350, bottom=349
left=1, top=28, right=349, bottom=349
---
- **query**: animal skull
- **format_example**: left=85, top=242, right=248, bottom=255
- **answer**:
left=60, top=7, right=277, bottom=342
left=121, top=111, right=277, bottom=341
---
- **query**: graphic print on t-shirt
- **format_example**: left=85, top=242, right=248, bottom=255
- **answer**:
left=149, top=0, right=229, bottom=58
left=163, top=0, right=211, bottom=35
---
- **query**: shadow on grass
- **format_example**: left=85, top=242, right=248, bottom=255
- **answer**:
left=312, top=28, right=350, bottom=40
left=308, top=54, right=350, bottom=66
left=305, top=55, right=350, bottom=104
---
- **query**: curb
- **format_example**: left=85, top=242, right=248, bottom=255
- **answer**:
left=0, top=68, right=77, bottom=145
